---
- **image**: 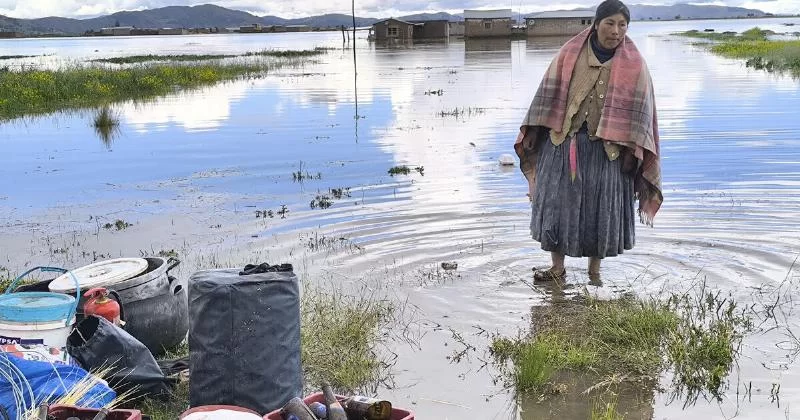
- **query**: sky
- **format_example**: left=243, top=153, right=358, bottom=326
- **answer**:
left=0, top=0, right=798, bottom=20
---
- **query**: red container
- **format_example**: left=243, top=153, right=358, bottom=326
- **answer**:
left=180, top=405, right=262, bottom=418
left=263, top=392, right=414, bottom=420
left=48, top=405, right=142, bottom=420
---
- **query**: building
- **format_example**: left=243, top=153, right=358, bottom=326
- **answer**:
left=100, top=26, right=133, bottom=36
left=158, top=28, right=189, bottom=35
left=525, top=10, right=595, bottom=37
left=131, top=28, right=158, bottom=35
left=449, top=21, right=465, bottom=37
left=410, top=20, right=449, bottom=39
left=464, top=9, right=514, bottom=38
left=285, top=25, right=312, bottom=32
left=0, top=31, right=24, bottom=38
left=371, top=19, right=418, bottom=42
left=240, top=24, right=262, bottom=33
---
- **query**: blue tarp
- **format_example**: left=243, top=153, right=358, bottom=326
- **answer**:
left=0, top=353, right=115, bottom=419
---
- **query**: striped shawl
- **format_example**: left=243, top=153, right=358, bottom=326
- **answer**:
left=514, top=27, right=662, bottom=226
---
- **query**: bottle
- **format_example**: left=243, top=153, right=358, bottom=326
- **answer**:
left=343, top=396, right=392, bottom=420
left=280, top=397, right=319, bottom=420
left=321, top=382, right=347, bottom=420
left=308, top=402, right=328, bottom=419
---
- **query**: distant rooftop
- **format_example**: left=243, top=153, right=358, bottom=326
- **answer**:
left=526, top=10, right=595, bottom=19
left=463, top=9, right=514, bottom=19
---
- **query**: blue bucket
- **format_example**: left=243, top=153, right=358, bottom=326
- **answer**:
left=0, top=267, right=80, bottom=326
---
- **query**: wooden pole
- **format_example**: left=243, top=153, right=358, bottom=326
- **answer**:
left=352, top=0, right=358, bottom=120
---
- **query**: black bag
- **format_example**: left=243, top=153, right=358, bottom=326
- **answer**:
left=67, top=316, right=175, bottom=400
left=188, top=264, right=302, bottom=414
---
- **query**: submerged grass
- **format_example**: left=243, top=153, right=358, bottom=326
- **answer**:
left=92, top=47, right=331, bottom=64
left=679, top=27, right=800, bottom=77
left=0, top=49, right=328, bottom=121
left=92, top=54, right=236, bottom=64
left=491, top=283, right=750, bottom=406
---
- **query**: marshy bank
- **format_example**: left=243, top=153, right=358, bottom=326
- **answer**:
left=0, top=47, right=330, bottom=121
left=678, top=27, right=800, bottom=77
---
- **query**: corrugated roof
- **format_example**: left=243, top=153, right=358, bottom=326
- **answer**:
left=526, top=10, right=595, bottom=19
left=373, top=18, right=420, bottom=26
left=463, top=9, right=514, bottom=19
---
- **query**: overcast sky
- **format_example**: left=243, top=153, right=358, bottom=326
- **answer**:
left=0, top=0, right=797, bottom=19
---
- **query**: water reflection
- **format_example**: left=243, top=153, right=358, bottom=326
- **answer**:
left=92, top=105, right=121, bottom=147
left=464, top=38, right=513, bottom=52
left=518, top=372, right=656, bottom=420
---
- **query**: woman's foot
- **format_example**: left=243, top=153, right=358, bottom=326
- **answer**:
left=533, top=267, right=566, bottom=282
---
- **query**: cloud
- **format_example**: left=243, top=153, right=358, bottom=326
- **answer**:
left=0, top=0, right=796, bottom=19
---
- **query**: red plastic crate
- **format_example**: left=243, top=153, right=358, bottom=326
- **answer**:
left=264, top=392, right=414, bottom=420
left=48, top=404, right=142, bottom=420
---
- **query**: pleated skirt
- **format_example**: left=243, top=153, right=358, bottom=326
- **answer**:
left=530, top=126, right=635, bottom=258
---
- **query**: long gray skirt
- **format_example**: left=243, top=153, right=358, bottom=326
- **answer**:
left=530, top=127, right=635, bottom=258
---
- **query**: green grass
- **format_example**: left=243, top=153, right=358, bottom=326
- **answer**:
left=0, top=54, right=38, bottom=60
left=91, top=47, right=331, bottom=64
left=678, top=27, right=800, bottom=77
left=591, top=394, right=625, bottom=420
left=300, top=283, right=395, bottom=392
left=0, top=49, right=329, bottom=121
left=490, top=285, right=749, bottom=405
left=92, top=54, right=237, bottom=64
left=243, top=47, right=334, bottom=58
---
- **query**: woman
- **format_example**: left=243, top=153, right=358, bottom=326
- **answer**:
left=514, top=0, right=663, bottom=282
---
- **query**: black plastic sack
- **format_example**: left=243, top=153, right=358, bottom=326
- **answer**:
left=188, top=264, right=302, bottom=414
left=67, top=315, right=175, bottom=400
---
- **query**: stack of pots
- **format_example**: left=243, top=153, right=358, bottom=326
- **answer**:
left=43, top=257, right=188, bottom=356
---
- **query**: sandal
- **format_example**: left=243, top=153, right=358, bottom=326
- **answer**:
left=533, top=268, right=566, bottom=282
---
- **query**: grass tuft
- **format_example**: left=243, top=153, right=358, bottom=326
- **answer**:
left=491, top=285, right=749, bottom=406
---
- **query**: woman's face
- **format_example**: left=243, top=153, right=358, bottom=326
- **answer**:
left=595, top=13, right=628, bottom=49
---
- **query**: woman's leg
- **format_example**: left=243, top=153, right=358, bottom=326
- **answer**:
left=588, top=257, right=601, bottom=275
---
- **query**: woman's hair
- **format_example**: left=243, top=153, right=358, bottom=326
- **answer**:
left=594, top=0, right=631, bottom=27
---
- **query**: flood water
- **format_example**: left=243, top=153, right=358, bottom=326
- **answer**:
left=2, top=17, right=800, bottom=419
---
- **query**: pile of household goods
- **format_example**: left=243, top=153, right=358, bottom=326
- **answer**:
left=0, top=258, right=184, bottom=419
left=183, top=263, right=414, bottom=419
left=1, top=259, right=414, bottom=419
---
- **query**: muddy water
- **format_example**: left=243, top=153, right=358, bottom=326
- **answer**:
left=2, top=18, right=800, bottom=419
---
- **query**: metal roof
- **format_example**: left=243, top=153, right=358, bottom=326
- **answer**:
left=463, top=9, right=514, bottom=19
left=373, top=18, right=421, bottom=26
left=526, top=10, right=595, bottom=19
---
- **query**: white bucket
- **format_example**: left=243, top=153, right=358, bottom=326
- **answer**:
left=0, top=317, right=76, bottom=348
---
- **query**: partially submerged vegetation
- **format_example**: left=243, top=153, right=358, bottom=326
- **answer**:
left=490, top=284, right=750, bottom=407
left=679, top=27, right=800, bottom=77
left=93, top=106, right=121, bottom=146
left=92, top=47, right=331, bottom=64
left=0, top=48, right=330, bottom=121
left=388, top=165, right=425, bottom=176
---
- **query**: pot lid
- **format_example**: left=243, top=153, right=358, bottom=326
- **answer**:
left=48, top=258, right=148, bottom=294
left=0, top=292, right=76, bottom=323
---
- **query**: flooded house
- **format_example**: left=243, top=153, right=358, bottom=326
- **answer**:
left=285, top=25, right=312, bottom=32
left=449, top=21, right=465, bottom=37
left=372, top=19, right=417, bottom=42
left=410, top=19, right=450, bottom=39
left=240, top=24, right=263, bottom=33
left=100, top=26, right=133, bottom=36
left=371, top=19, right=450, bottom=42
left=464, top=9, right=514, bottom=38
left=525, top=10, right=595, bottom=37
